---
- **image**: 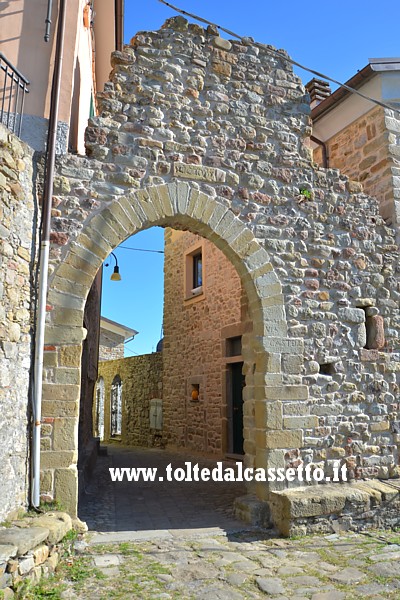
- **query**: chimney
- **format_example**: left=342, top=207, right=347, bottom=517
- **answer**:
left=305, top=78, right=332, bottom=109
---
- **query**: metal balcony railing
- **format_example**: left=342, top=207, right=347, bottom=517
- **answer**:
left=0, top=53, right=30, bottom=137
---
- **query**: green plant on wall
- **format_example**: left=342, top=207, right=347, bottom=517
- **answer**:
left=299, top=188, right=312, bottom=199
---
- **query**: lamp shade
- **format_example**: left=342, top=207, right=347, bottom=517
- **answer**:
left=110, top=266, right=121, bottom=281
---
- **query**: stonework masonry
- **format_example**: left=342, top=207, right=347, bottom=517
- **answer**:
left=35, top=17, right=400, bottom=532
left=96, top=353, right=162, bottom=446
left=0, top=124, right=37, bottom=521
left=313, top=105, right=400, bottom=229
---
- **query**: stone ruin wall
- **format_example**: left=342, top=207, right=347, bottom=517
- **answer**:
left=0, top=124, right=36, bottom=520
left=44, top=17, right=400, bottom=510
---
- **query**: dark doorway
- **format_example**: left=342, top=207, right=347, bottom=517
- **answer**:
left=229, top=362, right=245, bottom=455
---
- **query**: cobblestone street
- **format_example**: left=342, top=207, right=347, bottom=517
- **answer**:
left=64, top=446, right=400, bottom=599
left=79, top=445, right=247, bottom=534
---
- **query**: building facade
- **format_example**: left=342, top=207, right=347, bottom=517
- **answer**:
left=1, top=0, right=123, bottom=153
left=309, top=59, right=400, bottom=233
left=98, top=316, right=137, bottom=361
left=0, top=0, right=123, bottom=521
left=95, top=353, right=162, bottom=446
left=162, top=228, right=248, bottom=456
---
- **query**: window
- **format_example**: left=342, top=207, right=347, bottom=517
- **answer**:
left=94, top=377, right=105, bottom=440
left=227, top=336, right=242, bottom=357
left=192, top=252, right=202, bottom=289
left=184, top=242, right=205, bottom=300
left=110, top=375, right=122, bottom=436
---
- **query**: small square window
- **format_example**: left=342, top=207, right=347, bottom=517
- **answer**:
left=227, top=336, right=242, bottom=357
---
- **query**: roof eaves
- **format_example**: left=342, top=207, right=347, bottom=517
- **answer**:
left=100, top=315, right=138, bottom=338
left=311, top=63, right=374, bottom=122
left=369, top=57, right=400, bottom=71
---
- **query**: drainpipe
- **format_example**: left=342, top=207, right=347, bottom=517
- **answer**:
left=31, top=0, right=67, bottom=508
left=44, top=0, right=53, bottom=42
left=310, top=135, right=329, bottom=169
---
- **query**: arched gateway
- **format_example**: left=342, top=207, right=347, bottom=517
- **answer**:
left=43, top=180, right=301, bottom=515
left=42, top=17, right=400, bottom=534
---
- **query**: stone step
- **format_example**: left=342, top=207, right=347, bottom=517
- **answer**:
left=269, top=479, right=400, bottom=536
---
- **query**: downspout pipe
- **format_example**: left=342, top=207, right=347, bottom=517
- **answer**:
left=44, top=0, right=53, bottom=42
left=31, top=0, right=67, bottom=508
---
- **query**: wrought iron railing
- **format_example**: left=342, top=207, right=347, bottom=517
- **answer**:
left=0, top=53, right=30, bottom=137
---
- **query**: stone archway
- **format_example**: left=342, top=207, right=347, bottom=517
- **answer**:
left=40, top=17, right=400, bottom=534
left=42, top=181, right=306, bottom=516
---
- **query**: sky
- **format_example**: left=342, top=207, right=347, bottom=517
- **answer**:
left=101, top=0, right=400, bottom=356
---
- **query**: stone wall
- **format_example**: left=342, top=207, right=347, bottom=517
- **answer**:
left=40, top=17, right=400, bottom=525
left=0, top=124, right=36, bottom=521
left=96, top=353, right=162, bottom=446
left=163, top=228, right=245, bottom=455
left=313, top=106, right=400, bottom=227
left=0, top=510, right=75, bottom=595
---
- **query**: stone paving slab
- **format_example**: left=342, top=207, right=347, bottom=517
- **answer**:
left=26, top=526, right=400, bottom=599
left=79, top=529, right=400, bottom=599
left=90, top=529, right=174, bottom=544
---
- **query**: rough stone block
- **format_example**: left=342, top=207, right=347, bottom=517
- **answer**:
left=212, top=36, right=232, bottom=51
left=59, top=346, right=82, bottom=368
left=54, top=469, right=78, bottom=518
left=255, top=448, right=285, bottom=471
left=41, top=451, right=77, bottom=469
left=265, top=386, right=308, bottom=401
left=370, top=421, right=390, bottom=432
left=18, top=555, right=35, bottom=575
left=0, top=529, right=49, bottom=556
left=263, top=429, right=304, bottom=449
left=51, top=367, right=80, bottom=386
left=282, top=354, right=304, bottom=375
left=53, top=309, right=84, bottom=328
left=33, top=512, right=72, bottom=545
left=255, top=401, right=283, bottom=429
left=283, top=402, right=310, bottom=416
left=53, top=418, right=78, bottom=452
left=42, top=400, right=79, bottom=417
left=366, top=315, right=385, bottom=349
left=42, top=384, right=80, bottom=402
left=0, top=545, right=17, bottom=562
left=283, top=415, right=318, bottom=429
left=338, top=308, right=365, bottom=324
left=233, top=495, right=271, bottom=527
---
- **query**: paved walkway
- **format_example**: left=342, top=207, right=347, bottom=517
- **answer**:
left=67, top=446, right=400, bottom=600
left=79, top=445, right=248, bottom=537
